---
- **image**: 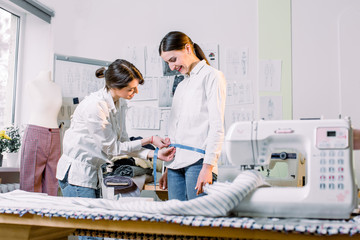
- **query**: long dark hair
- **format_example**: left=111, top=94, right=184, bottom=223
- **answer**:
left=95, top=59, right=144, bottom=91
left=159, top=31, right=209, bottom=65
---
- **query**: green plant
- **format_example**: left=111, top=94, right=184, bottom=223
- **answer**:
left=0, top=129, right=11, bottom=153
left=3, top=126, right=21, bottom=153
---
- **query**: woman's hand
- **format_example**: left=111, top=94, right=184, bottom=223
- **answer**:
left=147, top=147, right=176, bottom=162
left=195, top=163, right=214, bottom=195
left=157, top=147, right=176, bottom=162
left=159, top=168, right=168, bottom=190
left=152, top=136, right=171, bottom=149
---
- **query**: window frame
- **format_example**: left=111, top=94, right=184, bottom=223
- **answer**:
left=0, top=0, right=25, bottom=125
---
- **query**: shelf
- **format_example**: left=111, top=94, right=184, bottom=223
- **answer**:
left=0, top=167, right=20, bottom=172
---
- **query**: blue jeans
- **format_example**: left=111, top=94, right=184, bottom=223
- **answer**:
left=167, top=159, right=217, bottom=201
left=58, top=170, right=102, bottom=240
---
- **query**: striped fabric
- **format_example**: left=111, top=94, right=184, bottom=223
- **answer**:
left=71, top=170, right=267, bottom=217
left=2, top=171, right=360, bottom=236
left=20, top=124, right=61, bottom=196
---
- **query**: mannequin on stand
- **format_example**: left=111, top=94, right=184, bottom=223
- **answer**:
left=20, top=70, right=62, bottom=196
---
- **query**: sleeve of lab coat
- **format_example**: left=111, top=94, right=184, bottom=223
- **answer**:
left=203, top=70, right=227, bottom=166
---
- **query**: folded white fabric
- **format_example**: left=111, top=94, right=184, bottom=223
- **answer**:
left=71, top=170, right=267, bottom=217
left=0, top=170, right=266, bottom=217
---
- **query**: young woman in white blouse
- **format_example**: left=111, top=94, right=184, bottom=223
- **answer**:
left=56, top=59, right=175, bottom=203
left=158, top=31, right=227, bottom=200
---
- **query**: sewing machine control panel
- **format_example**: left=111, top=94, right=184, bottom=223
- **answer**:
left=318, top=149, right=347, bottom=190
left=316, top=127, right=349, bottom=149
left=315, top=127, right=349, bottom=191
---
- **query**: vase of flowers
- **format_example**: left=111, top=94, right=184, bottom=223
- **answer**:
left=0, top=129, right=11, bottom=167
left=0, top=126, right=21, bottom=167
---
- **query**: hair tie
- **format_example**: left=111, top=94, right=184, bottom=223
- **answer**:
left=103, top=68, right=107, bottom=78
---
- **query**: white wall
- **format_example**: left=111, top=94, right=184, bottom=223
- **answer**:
left=292, top=0, right=360, bottom=125
left=36, top=0, right=259, bottom=141
left=42, top=0, right=258, bottom=66
left=292, top=0, right=360, bottom=183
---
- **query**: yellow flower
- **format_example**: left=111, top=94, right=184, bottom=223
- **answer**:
left=0, top=130, right=11, bottom=140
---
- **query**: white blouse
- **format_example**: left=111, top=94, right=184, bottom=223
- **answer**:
left=166, top=60, right=227, bottom=174
left=56, top=88, right=149, bottom=189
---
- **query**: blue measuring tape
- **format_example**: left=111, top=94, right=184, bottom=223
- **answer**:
left=152, top=144, right=205, bottom=189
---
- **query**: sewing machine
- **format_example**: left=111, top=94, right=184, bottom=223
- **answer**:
left=225, top=118, right=358, bottom=219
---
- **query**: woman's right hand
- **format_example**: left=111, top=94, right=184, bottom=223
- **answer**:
left=157, top=147, right=176, bottom=162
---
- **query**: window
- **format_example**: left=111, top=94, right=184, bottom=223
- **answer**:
left=0, top=7, right=19, bottom=127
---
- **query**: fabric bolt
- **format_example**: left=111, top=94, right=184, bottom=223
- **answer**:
left=113, top=165, right=152, bottom=177
left=103, top=175, right=133, bottom=186
left=101, top=157, right=136, bottom=176
left=20, top=124, right=61, bottom=196
left=103, top=175, right=138, bottom=194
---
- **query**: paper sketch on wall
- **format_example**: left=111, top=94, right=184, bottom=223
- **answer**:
left=159, top=76, right=174, bottom=107
left=226, top=80, right=253, bottom=105
left=160, top=109, right=171, bottom=136
left=145, top=45, right=163, bottom=77
left=260, top=96, right=283, bottom=120
left=240, top=48, right=248, bottom=77
left=225, top=47, right=249, bottom=78
left=199, top=43, right=219, bottom=69
left=123, top=46, right=145, bottom=75
left=259, top=59, right=282, bottom=92
left=128, top=106, right=160, bottom=129
left=131, top=77, right=158, bottom=101
left=55, top=60, right=105, bottom=98
left=225, top=106, right=254, bottom=132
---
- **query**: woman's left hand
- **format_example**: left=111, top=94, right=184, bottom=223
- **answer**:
left=152, top=136, right=171, bottom=149
left=157, top=147, right=176, bottom=162
left=195, top=164, right=214, bottom=195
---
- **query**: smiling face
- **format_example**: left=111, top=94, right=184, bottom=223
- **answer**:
left=160, top=44, right=198, bottom=75
left=110, top=78, right=139, bottom=101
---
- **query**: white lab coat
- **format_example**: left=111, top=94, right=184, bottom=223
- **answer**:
left=56, top=88, right=149, bottom=189
left=166, top=60, right=227, bottom=174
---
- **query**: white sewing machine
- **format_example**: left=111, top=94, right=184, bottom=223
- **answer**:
left=226, top=118, right=358, bottom=219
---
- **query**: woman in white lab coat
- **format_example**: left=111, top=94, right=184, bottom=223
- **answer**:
left=158, top=31, right=227, bottom=200
left=56, top=59, right=175, bottom=202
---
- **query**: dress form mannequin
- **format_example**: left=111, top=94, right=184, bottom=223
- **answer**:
left=27, top=70, right=62, bottom=128
left=20, top=70, right=63, bottom=196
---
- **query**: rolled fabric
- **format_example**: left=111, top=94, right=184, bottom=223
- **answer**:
left=113, top=165, right=152, bottom=177
left=103, top=175, right=138, bottom=194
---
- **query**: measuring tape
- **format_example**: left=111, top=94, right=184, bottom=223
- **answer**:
left=152, top=144, right=206, bottom=188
